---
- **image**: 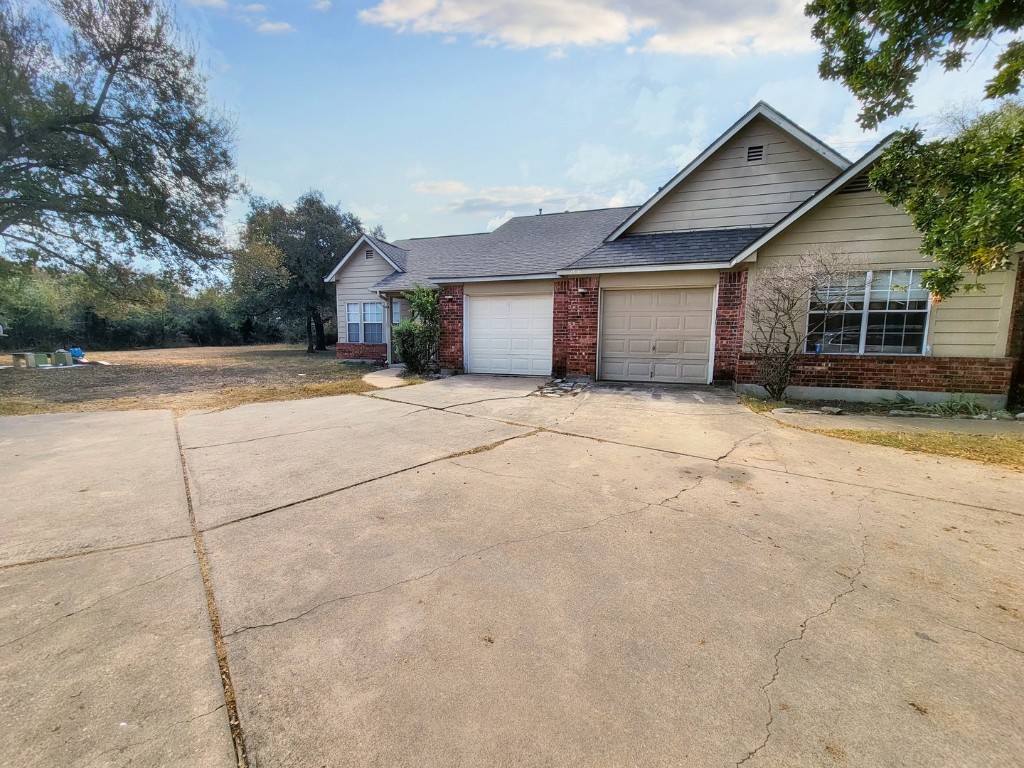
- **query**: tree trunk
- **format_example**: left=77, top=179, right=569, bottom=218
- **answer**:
left=305, top=314, right=314, bottom=353
left=313, top=310, right=327, bottom=351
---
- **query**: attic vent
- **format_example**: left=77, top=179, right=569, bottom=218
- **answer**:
left=840, top=173, right=872, bottom=194
left=365, top=249, right=373, bottom=259
left=746, top=145, right=765, bottom=163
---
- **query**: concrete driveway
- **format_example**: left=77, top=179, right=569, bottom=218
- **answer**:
left=2, top=377, right=1022, bottom=767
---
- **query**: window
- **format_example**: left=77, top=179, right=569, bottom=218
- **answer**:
left=346, top=303, right=360, bottom=343
left=806, top=270, right=929, bottom=355
left=363, top=302, right=384, bottom=343
left=391, top=298, right=401, bottom=324
left=365, top=249, right=373, bottom=260
left=746, top=145, right=765, bottom=163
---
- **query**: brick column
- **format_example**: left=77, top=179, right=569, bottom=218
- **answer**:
left=438, top=284, right=464, bottom=371
left=553, top=276, right=600, bottom=378
left=713, top=269, right=748, bottom=382
left=1007, top=261, right=1024, bottom=407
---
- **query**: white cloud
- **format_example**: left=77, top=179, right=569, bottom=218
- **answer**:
left=412, top=180, right=470, bottom=195
left=606, top=178, right=649, bottom=207
left=257, top=20, right=295, bottom=33
left=186, top=0, right=228, bottom=7
left=565, top=143, right=635, bottom=185
left=236, top=3, right=266, bottom=12
left=360, top=0, right=639, bottom=48
left=312, top=0, right=332, bottom=10
left=358, top=0, right=815, bottom=56
left=449, top=184, right=585, bottom=214
left=486, top=210, right=516, bottom=229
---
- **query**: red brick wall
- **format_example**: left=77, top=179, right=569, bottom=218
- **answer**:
left=713, top=269, right=747, bottom=382
left=735, top=353, right=1014, bottom=395
left=336, top=342, right=387, bottom=363
left=553, top=277, right=600, bottom=377
left=1007, top=263, right=1024, bottom=405
left=439, top=284, right=464, bottom=371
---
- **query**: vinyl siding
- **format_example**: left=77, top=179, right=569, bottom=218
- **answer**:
left=627, top=117, right=838, bottom=234
left=333, top=247, right=396, bottom=330
left=749, top=191, right=1017, bottom=358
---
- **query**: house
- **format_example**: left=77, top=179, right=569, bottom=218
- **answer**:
left=326, top=102, right=1023, bottom=407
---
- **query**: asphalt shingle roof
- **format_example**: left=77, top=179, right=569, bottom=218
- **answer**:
left=564, top=227, right=770, bottom=271
left=371, top=207, right=638, bottom=291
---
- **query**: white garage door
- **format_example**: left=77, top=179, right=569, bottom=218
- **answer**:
left=600, top=288, right=714, bottom=384
left=465, top=294, right=553, bottom=375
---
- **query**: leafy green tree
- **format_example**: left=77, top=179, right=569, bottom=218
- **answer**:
left=234, top=192, right=367, bottom=352
left=0, top=0, right=239, bottom=289
left=807, top=0, right=1024, bottom=129
left=870, top=102, right=1024, bottom=299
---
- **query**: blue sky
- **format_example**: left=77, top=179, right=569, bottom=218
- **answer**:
left=176, top=0, right=1005, bottom=241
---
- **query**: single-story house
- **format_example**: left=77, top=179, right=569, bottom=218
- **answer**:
left=326, top=102, right=1023, bottom=407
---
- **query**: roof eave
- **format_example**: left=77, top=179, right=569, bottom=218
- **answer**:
left=558, top=261, right=732, bottom=276
left=323, top=233, right=405, bottom=282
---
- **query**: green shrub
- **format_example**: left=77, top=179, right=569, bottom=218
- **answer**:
left=391, top=286, right=440, bottom=373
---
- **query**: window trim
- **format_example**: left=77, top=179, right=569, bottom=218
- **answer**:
left=391, top=298, right=401, bottom=325
left=362, top=301, right=384, bottom=344
left=806, top=269, right=931, bottom=356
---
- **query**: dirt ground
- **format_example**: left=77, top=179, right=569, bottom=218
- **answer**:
left=0, top=345, right=378, bottom=416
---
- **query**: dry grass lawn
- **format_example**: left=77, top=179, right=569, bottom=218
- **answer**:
left=740, top=395, right=1024, bottom=471
left=0, top=345, right=380, bottom=416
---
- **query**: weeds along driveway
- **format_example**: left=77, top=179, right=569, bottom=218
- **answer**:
left=2, top=377, right=1022, bottom=767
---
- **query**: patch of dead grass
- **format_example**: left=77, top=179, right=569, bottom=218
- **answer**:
left=806, top=428, right=1024, bottom=472
left=0, top=345, right=388, bottom=416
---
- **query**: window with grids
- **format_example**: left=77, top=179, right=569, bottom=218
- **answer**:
left=362, top=302, right=384, bottom=343
left=346, top=303, right=360, bottom=343
left=806, top=270, right=930, bottom=355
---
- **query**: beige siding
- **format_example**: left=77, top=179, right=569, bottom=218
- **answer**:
left=628, top=117, right=838, bottom=234
left=333, top=247, right=395, bottom=328
left=749, top=191, right=1017, bottom=358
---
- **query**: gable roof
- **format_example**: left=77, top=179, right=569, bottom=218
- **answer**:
left=729, top=135, right=896, bottom=266
left=323, top=233, right=407, bottom=282
left=370, top=207, right=638, bottom=292
left=562, top=227, right=769, bottom=274
left=605, top=102, right=851, bottom=242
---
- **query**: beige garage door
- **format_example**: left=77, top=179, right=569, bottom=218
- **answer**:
left=600, top=288, right=714, bottom=383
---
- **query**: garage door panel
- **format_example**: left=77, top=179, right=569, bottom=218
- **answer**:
left=466, top=294, right=553, bottom=375
left=600, top=287, right=714, bottom=384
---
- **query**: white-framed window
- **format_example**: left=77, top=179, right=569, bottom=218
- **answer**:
left=362, top=302, right=384, bottom=344
left=806, top=269, right=930, bottom=355
left=346, top=303, right=360, bottom=343
left=391, top=298, right=401, bottom=324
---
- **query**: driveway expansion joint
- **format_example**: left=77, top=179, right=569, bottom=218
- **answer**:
left=173, top=419, right=250, bottom=768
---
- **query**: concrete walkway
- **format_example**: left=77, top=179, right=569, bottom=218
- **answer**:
left=3, top=378, right=1023, bottom=767
left=361, top=364, right=407, bottom=389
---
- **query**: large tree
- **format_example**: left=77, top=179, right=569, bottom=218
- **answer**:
left=234, top=192, right=366, bottom=352
left=807, top=0, right=1024, bottom=129
left=806, top=0, right=1024, bottom=303
left=0, top=0, right=238, bottom=290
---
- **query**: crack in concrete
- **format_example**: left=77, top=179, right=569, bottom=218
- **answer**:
left=736, top=509, right=869, bottom=767
left=0, top=563, right=195, bottom=650
left=0, top=533, right=193, bottom=572
left=200, top=429, right=542, bottom=534
left=938, top=621, right=1024, bottom=655
left=186, top=703, right=227, bottom=724
left=223, top=499, right=656, bottom=640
